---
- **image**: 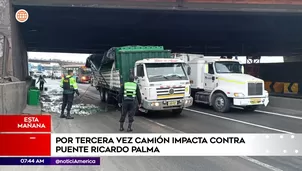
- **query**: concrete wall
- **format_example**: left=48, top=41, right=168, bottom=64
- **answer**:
left=0, top=0, right=13, bottom=77
left=268, top=96, right=302, bottom=111
left=10, top=3, right=28, bottom=80
left=10, top=1, right=28, bottom=80
left=0, top=81, right=27, bottom=114
left=284, top=56, right=302, bottom=63
left=0, top=0, right=28, bottom=80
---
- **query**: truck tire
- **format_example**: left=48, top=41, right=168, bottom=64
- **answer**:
left=212, top=92, right=231, bottom=113
left=172, top=109, right=183, bottom=116
left=135, top=108, right=144, bottom=116
left=104, top=90, right=113, bottom=104
left=191, top=90, right=197, bottom=105
left=99, top=88, right=105, bottom=102
left=243, top=106, right=258, bottom=112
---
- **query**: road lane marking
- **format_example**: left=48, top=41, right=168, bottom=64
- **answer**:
left=240, top=156, right=283, bottom=171
left=232, top=106, right=302, bottom=120
left=143, top=117, right=284, bottom=171
left=255, top=110, right=302, bottom=120
left=143, top=118, right=184, bottom=133
left=184, top=108, right=294, bottom=134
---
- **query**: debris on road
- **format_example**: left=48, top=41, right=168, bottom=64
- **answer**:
left=41, top=80, right=103, bottom=116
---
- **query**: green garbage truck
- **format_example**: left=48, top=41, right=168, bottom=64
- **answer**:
left=85, top=45, right=193, bottom=116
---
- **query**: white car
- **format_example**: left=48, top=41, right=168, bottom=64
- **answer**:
left=34, top=71, right=43, bottom=77
left=53, top=72, right=62, bottom=79
left=42, top=71, right=51, bottom=78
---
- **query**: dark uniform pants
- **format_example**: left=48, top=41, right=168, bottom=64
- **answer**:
left=62, top=93, right=74, bottom=112
left=39, top=82, right=44, bottom=91
left=119, top=100, right=136, bottom=123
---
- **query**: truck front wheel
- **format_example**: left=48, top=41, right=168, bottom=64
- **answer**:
left=172, top=109, right=183, bottom=116
left=135, top=108, right=144, bottom=116
left=212, top=93, right=231, bottom=113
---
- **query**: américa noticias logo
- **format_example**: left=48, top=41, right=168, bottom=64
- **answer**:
left=15, top=9, right=29, bottom=23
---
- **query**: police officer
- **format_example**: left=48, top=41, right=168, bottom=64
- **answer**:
left=118, top=73, right=141, bottom=132
left=60, top=70, right=80, bottom=119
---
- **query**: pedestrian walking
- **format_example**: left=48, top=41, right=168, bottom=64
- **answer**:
left=36, top=75, right=46, bottom=91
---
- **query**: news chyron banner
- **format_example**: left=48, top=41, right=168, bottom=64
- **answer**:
left=1, top=115, right=302, bottom=165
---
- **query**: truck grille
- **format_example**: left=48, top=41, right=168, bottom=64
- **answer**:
left=248, top=82, right=263, bottom=96
left=156, top=87, right=185, bottom=99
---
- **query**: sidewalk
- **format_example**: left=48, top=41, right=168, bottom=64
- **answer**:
left=268, top=95, right=302, bottom=112
left=258, top=105, right=302, bottom=117
left=22, top=104, right=42, bottom=114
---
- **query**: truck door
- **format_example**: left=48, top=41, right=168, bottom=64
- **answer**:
left=135, top=64, right=145, bottom=88
left=204, top=63, right=216, bottom=91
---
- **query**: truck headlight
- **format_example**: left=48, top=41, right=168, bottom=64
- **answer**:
left=185, top=99, right=191, bottom=104
left=151, top=102, right=159, bottom=106
left=234, top=93, right=244, bottom=97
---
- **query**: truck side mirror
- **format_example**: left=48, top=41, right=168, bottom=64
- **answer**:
left=241, top=65, right=245, bottom=74
left=204, top=64, right=209, bottom=73
left=187, top=66, right=191, bottom=75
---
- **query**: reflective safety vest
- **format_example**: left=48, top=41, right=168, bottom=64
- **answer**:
left=124, top=82, right=137, bottom=98
left=63, top=76, right=71, bottom=90
left=62, top=75, right=76, bottom=90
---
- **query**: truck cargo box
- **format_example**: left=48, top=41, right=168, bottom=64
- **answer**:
left=113, top=46, right=172, bottom=82
left=87, top=45, right=172, bottom=83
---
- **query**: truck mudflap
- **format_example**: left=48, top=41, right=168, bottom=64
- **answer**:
left=142, top=97, right=193, bottom=111
left=233, top=96, right=269, bottom=106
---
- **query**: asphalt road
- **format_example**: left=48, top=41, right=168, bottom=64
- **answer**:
left=1, top=79, right=302, bottom=171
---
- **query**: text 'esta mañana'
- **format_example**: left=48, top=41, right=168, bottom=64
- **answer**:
left=56, top=137, right=246, bottom=144
left=17, top=117, right=46, bottom=128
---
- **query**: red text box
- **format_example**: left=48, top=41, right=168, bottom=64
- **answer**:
left=0, top=134, right=51, bottom=156
left=0, top=115, right=51, bottom=132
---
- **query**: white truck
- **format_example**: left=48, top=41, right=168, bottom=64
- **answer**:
left=175, top=54, right=269, bottom=113
left=86, top=46, right=193, bottom=116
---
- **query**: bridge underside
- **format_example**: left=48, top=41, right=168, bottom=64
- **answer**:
left=14, top=4, right=302, bottom=56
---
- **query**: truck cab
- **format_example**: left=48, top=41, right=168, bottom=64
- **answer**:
left=184, top=57, right=269, bottom=113
left=134, top=58, right=193, bottom=115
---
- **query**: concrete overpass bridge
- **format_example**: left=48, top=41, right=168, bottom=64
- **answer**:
left=0, top=0, right=301, bottom=80
left=28, top=58, right=85, bottom=66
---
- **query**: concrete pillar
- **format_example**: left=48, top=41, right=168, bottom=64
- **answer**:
left=0, top=0, right=28, bottom=81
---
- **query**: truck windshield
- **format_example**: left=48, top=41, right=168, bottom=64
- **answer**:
left=214, top=61, right=242, bottom=74
left=145, top=63, right=187, bottom=82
